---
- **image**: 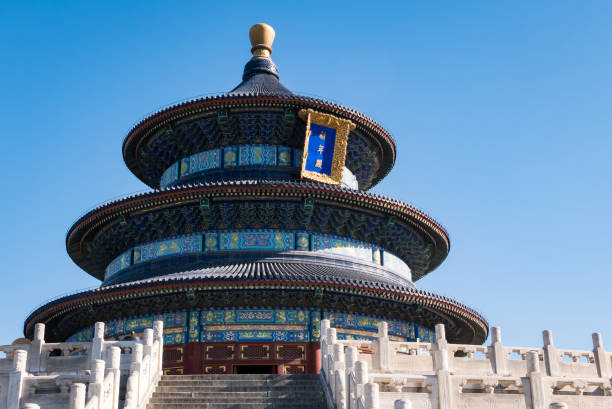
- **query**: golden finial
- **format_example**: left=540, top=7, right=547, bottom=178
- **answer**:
left=249, top=23, right=275, bottom=59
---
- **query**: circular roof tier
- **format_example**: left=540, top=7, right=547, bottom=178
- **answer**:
left=122, top=94, right=396, bottom=191
left=66, top=180, right=450, bottom=282
left=24, top=261, right=488, bottom=344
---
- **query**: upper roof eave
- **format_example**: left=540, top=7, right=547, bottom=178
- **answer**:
left=121, top=93, right=397, bottom=189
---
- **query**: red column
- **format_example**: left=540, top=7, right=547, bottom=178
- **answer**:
left=308, top=342, right=321, bottom=374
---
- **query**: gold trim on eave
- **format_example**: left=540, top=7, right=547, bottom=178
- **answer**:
left=298, top=109, right=355, bottom=185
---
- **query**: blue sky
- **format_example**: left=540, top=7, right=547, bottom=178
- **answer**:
left=0, top=1, right=610, bottom=349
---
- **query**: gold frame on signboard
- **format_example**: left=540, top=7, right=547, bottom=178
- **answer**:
left=298, top=109, right=355, bottom=185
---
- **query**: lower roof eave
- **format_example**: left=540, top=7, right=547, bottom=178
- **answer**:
left=24, top=279, right=488, bottom=344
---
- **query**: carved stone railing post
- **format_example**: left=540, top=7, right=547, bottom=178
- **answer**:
left=527, top=350, right=545, bottom=409
left=153, top=320, right=164, bottom=372
left=70, top=383, right=86, bottom=409
left=321, top=319, right=330, bottom=376
left=433, top=324, right=453, bottom=409
left=490, top=326, right=506, bottom=375
left=90, top=322, right=105, bottom=366
left=335, top=367, right=347, bottom=409
left=143, top=328, right=154, bottom=386
left=7, top=349, right=27, bottom=409
left=374, top=322, right=390, bottom=372
left=592, top=332, right=609, bottom=378
left=345, top=346, right=357, bottom=409
left=364, top=382, right=379, bottom=409
left=542, top=330, right=560, bottom=376
left=333, top=343, right=346, bottom=406
left=106, top=347, right=121, bottom=409
left=326, top=328, right=337, bottom=389
left=27, top=323, right=44, bottom=373
left=354, top=361, right=368, bottom=409
left=124, top=342, right=143, bottom=409
left=88, top=359, right=105, bottom=409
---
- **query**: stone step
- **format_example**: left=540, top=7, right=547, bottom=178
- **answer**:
left=155, top=385, right=321, bottom=393
left=148, top=404, right=323, bottom=409
left=159, top=379, right=319, bottom=385
left=150, top=397, right=326, bottom=404
left=162, top=374, right=319, bottom=381
left=152, top=391, right=324, bottom=399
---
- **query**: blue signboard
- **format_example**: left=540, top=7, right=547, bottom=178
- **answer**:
left=299, top=109, right=355, bottom=185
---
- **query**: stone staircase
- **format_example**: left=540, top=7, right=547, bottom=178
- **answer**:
left=147, top=374, right=328, bottom=409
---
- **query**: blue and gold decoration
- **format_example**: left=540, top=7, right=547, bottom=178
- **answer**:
left=104, top=229, right=411, bottom=283
left=133, top=234, right=202, bottom=264
left=105, top=250, right=132, bottom=280
left=239, top=145, right=277, bottom=166
left=160, top=162, right=179, bottom=188
left=299, top=109, right=355, bottom=185
left=311, top=233, right=374, bottom=263
left=220, top=231, right=294, bottom=251
left=180, top=149, right=222, bottom=178
left=223, top=146, right=238, bottom=168
left=68, top=307, right=428, bottom=345
left=160, top=145, right=305, bottom=188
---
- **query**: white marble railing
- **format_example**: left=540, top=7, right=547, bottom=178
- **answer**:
left=0, top=321, right=164, bottom=409
left=320, top=320, right=612, bottom=409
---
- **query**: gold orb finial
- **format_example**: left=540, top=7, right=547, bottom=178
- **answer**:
left=249, top=23, right=275, bottom=58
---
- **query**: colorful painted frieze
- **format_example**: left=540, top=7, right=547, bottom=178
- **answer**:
left=416, top=326, right=434, bottom=343
left=164, top=330, right=186, bottom=345
left=203, top=329, right=308, bottom=342
left=310, top=311, right=321, bottom=341
left=295, top=232, right=310, bottom=251
left=223, top=146, right=238, bottom=167
left=160, top=162, right=179, bottom=188
left=133, top=234, right=202, bottom=264
left=104, top=250, right=132, bottom=280
left=277, top=146, right=293, bottom=166
left=204, top=232, right=219, bottom=251
left=163, top=312, right=188, bottom=329
left=311, top=233, right=373, bottom=262
left=239, top=145, right=277, bottom=166
left=202, top=308, right=309, bottom=325
left=125, top=317, right=154, bottom=332
left=180, top=149, right=222, bottom=177
left=324, top=311, right=417, bottom=340
left=220, top=231, right=294, bottom=251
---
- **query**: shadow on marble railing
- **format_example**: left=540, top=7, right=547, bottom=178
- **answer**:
left=320, top=319, right=612, bottom=409
left=0, top=321, right=164, bottom=409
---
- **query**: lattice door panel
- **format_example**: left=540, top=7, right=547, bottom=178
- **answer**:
left=163, top=346, right=184, bottom=365
left=204, top=344, right=235, bottom=360
left=276, top=344, right=306, bottom=361
left=240, top=344, right=271, bottom=360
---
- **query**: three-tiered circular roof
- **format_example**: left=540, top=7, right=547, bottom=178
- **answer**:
left=25, top=23, right=489, bottom=346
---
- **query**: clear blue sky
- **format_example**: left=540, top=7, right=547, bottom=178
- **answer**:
left=0, top=1, right=610, bottom=350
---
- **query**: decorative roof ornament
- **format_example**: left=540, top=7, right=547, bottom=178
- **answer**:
left=230, top=23, right=291, bottom=95
left=249, top=23, right=275, bottom=59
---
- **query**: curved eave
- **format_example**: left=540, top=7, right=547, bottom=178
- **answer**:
left=122, top=94, right=396, bottom=189
left=65, top=180, right=450, bottom=281
left=24, top=279, right=487, bottom=344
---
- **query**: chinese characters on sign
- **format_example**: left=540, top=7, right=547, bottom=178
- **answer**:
left=299, top=109, right=355, bottom=185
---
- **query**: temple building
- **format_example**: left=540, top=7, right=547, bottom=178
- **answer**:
left=23, top=23, right=488, bottom=375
